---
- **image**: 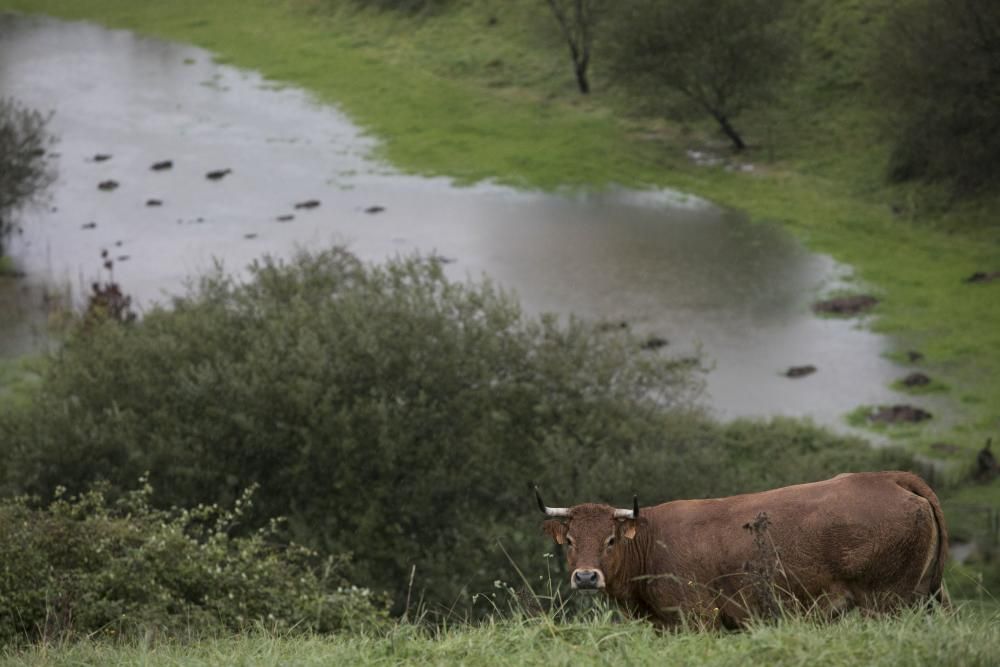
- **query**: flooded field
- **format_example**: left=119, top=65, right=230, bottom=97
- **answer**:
left=0, top=13, right=909, bottom=426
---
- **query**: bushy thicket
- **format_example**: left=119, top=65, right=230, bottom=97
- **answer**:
left=0, top=479, right=384, bottom=644
left=0, top=248, right=913, bottom=613
left=873, top=0, right=1000, bottom=191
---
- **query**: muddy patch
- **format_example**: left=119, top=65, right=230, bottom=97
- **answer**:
left=813, top=294, right=879, bottom=316
left=964, top=271, right=1000, bottom=284
left=901, top=372, right=932, bottom=387
left=867, top=404, right=932, bottom=424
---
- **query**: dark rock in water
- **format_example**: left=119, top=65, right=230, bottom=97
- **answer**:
left=976, top=438, right=997, bottom=481
left=429, top=253, right=456, bottom=265
left=964, top=271, right=1000, bottom=284
left=146, top=199, right=163, bottom=207
left=98, top=180, right=119, bottom=191
left=364, top=205, right=386, bottom=214
left=244, top=233, right=258, bottom=240
left=81, top=221, right=97, bottom=230
left=92, top=154, right=112, bottom=162
left=812, top=294, right=878, bottom=316
left=596, top=320, right=629, bottom=333
left=785, top=365, right=817, bottom=378
left=103, top=260, right=113, bottom=271
left=100, top=249, right=108, bottom=259
left=116, top=255, right=130, bottom=262
left=930, top=442, right=960, bottom=455
left=206, top=168, right=232, bottom=181
left=294, top=200, right=321, bottom=210
left=907, top=350, right=924, bottom=363
left=276, top=214, right=295, bottom=222
left=867, top=404, right=932, bottom=424
left=151, top=160, right=173, bottom=171
left=114, top=240, right=124, bottom=247
left=640, top=336, right=669, bottom=351
left=901, top=372, right=931, bottom=387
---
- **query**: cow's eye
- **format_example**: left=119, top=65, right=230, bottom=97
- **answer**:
left=606, top=536, right=616, bottom=548
left=566, top=536, right=575, bottom=547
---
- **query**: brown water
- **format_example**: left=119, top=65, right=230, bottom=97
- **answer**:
left=0, top=13, right=911, bottom=426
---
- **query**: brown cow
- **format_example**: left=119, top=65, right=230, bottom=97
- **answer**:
left=537, top=471, right=948, bottom=628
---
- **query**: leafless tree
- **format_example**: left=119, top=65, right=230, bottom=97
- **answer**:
left=606, top=0, right=796, bottom=151
left=0, top=98, right=56, bottom=256
left=543, top=0, right=606, bottom=94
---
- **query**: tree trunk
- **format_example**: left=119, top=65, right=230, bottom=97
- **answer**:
left=714, top=113, right=746, bottom=151
left=574, top=63, right=590, bottom=94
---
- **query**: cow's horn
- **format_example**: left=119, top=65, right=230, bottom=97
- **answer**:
left=613, top=495, right=639, bottom=520
left=534, top=486, right=571, bottom=518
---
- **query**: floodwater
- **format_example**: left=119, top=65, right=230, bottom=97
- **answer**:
left=0, top=13, right=910, bottom=426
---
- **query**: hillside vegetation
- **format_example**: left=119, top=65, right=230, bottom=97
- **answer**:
left=0, top=0, right=998, bottom=660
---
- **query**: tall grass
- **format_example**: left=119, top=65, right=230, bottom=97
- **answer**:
left=3, top=605, right=998, bottom=667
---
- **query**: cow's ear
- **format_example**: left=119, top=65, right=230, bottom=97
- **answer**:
left=618, top=519, right=637, bottom=540
left=542, top=519, right=568, bottom=545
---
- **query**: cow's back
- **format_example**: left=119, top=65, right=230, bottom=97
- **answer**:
left=638, top=471, right=946, bottom=623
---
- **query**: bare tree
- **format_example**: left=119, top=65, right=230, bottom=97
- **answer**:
left=606, top=0, right=796, bottom=151
left=0, top=98, right=55, bottom=257
left=543, top=0, right=605, bottom=94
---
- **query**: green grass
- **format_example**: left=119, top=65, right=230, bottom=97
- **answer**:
left=0, top=256, right=18, bottom=277
left=2, top=607, right=999, bottom=667
left=0, top=356, right=43, bottom=411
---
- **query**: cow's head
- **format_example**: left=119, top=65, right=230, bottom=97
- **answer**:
left=535, top=487, right=640, bottom=591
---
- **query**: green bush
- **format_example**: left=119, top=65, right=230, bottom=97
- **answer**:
left=0, top=478, right=384, bottom=644
left=0, top=248, right=913, bottom=613
left=873, top=0, right=1000, bottom=192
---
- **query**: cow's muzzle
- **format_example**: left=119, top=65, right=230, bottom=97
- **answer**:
left=571, top=568, right=605, bottom=590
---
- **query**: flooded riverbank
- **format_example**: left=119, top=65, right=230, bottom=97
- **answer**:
left=0, top=13, right=910, bottom=427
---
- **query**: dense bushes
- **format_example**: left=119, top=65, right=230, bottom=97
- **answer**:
left=873, top=0, right=1000, bottom=191
left=0, top=479, right=384, bottom=644
left=0, top=248, right=913, bottom=613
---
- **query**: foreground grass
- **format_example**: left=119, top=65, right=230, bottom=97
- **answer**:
left=4, top=607, right=999, bottom=667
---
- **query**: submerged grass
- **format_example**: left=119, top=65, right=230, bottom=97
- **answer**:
left=3, top=606, right=999, bottom=667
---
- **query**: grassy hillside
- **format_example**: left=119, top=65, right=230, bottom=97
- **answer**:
left=3, top=606, right=1000, bottom=667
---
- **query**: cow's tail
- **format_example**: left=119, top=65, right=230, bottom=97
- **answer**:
left=896, top=472, right=950, bottom=607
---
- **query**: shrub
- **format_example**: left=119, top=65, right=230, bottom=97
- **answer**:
left=873, top=0, right=1000, bottom=191
left=0, top=248, right=912, bottom=613
left=0, top=478, right=385, bottom=644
